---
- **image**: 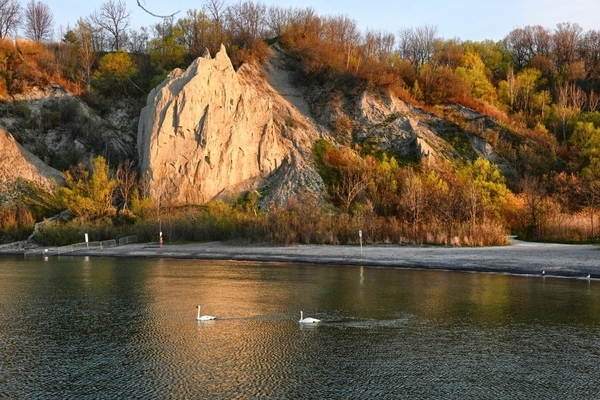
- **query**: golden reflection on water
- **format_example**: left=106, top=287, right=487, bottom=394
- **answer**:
left=139, top=259, right=332, bottom=396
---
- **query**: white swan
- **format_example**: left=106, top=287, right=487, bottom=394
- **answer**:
left=196, top=305, right=216, bottom=321
left=299, top=311, right=320, bottom=324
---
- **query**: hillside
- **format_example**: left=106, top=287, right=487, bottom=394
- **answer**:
left=2, top=43, right=517, bottom=200
left=0, top=30, right=599, bottom=245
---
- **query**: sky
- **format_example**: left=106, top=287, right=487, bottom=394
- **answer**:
left=46, top=0, right=600, bottom=42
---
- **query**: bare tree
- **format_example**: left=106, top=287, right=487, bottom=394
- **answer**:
left=204, top=0, right=227, bottom=53
left=23, top=0, right=53, bottom=42
left=505, top=25, right=552, bottom=70
left=266, top=5, right=291, bottom=38
left=74, top=19, right=98, bottom=90
left=557, top=83, right=574, bottom=143
left=552, top=22, right=583, bottom=73
left=0, top=0, right=21, bottom=39
left=125, top=26, right=149, bottom=54
left=363, top=29, right=395, bottom=62
left=89, top=0, right=131, bottom=51
left=323, top=15, right=360, bottom=70
left=84, top=15, right=109, bottom=52
left=578, top=29, right=600, bottom=78
left=324, top=148, right=374, bottom=214
left=397, top=25, right=438, bottom=69
left=570, top=83, right=587, bottom=111
left=589, top=89, right=600, bottom=112
left=505, top=66, right=518, bottom=112
left=176, top=9, right=212, bottom=58
left=557, top=82, right=586, bottom=141
left=529, top=25, right=552, bottom=58
left=115, top=160, right=137, bottom=213
left=226, top=1, right=267, bottom=48
left=505, top=28, right=529, bottom=70
left=521, top=175, right=549, bottom=239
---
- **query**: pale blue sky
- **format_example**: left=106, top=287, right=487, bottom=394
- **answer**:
left=46, top=0, right=600, bottom=42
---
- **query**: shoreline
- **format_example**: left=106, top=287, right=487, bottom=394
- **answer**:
left=1, top=239, right=599, bottom=279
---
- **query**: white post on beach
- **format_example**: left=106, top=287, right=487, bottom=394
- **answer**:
left=85, top=233, right=89, bottom=250
left=359, top=230, right=363, bottom=256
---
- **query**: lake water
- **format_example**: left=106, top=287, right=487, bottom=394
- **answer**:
left=1, top=255, right=600, bottom=399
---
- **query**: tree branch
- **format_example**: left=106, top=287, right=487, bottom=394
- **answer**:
left=136, top=0, right=179, bottom=19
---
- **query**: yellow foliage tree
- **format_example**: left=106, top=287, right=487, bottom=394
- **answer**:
left=92, top=51, right=138, bottom=96
left=56, top=156, right=117, bottom=221
left=455, top=52, right=497, bottom=103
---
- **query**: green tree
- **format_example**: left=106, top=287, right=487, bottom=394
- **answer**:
left=515, top=68, right=543, bottom=120
left=56, top=156, right=117, bottom=220
left=455, top=51, right=497, bottom=103
left=369, top=154, right=401, bottom=216
left=458, top=158, right=509, bottom=222
left=148, top=17, right=187, bottom=73
left=176, top=9, right=214, bottom=60
left=570, top=121, right=600, bottom=179
left=399, top=167, right=425, bottom=241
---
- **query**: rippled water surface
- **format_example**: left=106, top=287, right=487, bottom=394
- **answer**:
left=1, top=255, right=600, bottom=399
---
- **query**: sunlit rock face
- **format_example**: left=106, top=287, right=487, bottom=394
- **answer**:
left=0, top=127, right=63, bottom=189
left=137, top=45, right=324, bottom=206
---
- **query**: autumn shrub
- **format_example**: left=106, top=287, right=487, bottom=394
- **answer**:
left=418, top=64, right=469, bottom=105
left=31, top=45, right=57, bottom=76
left=0, top=202, right=36, bottom=243
left=529, top=211, right=599, bottom=243
left=229, top=39, right=272, bottom=68
left=333, top=116, right=355, bottom=143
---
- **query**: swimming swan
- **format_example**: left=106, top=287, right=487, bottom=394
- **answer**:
left=196, top=306, right=216, bottom=321
left=299, top=311, right=320, bottom=324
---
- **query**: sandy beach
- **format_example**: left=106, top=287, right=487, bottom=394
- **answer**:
left=2, top=239, right=599, bottom=278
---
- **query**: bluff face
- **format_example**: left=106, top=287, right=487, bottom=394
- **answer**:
left=137, top=45, right=324, bottom=206
left=0, top=127, right=63, bottom=189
